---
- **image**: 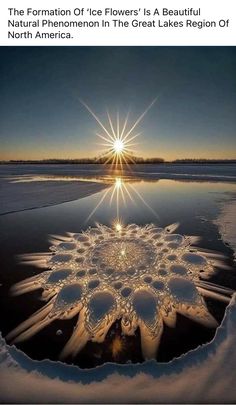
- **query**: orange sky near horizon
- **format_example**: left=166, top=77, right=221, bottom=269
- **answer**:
left=1, top=143, right=235, bottom=161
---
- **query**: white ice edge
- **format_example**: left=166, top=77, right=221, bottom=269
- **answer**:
left=0, top=180, right=109, bottom=215
left=214, top=199, right=236, bottom=260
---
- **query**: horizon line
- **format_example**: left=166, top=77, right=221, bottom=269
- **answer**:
left=1, top=157, right=236, bottom=164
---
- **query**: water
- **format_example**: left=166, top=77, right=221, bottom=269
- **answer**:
left=0, top=164, right=236, bottom=367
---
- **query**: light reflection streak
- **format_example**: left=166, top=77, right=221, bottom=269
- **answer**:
left=85, top=177, right=159, bottom=224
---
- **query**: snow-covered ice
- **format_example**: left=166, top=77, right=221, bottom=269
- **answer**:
left=0, top=177, right=109, bottom=215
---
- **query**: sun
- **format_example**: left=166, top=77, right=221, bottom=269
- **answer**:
left=80, top=99, right=157, bottom=169
left=115, top=177, right=122, bottom=188
left=115, top=222, right=122, bottom=232
left=113, top=139, right=124, bottom=154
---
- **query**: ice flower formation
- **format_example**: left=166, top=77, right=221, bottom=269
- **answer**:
left=7, top=223, right=232, bottom=360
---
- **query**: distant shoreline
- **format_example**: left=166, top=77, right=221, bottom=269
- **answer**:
left=1, top=159, right=236, bottom=165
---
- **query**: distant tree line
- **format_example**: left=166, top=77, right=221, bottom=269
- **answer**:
left=0, top=157, right=165, bottom=164
left=1, top=157, right=236, bottom=164
left=172, top=158, right=236, bottom=164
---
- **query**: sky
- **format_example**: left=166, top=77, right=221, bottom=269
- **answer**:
left=0, top=46, right=235, bottom=161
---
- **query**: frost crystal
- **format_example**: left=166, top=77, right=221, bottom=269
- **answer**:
left=7, top=223, right=232, bottom=360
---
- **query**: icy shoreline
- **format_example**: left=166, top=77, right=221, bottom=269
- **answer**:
left=214, top=199, right=236, bottom=261
left=0, top=179, right=109, bottom=215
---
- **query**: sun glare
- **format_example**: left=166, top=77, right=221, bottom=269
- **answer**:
left=113, top=139, right=124, bottom=154
left=80, top=98, right=157, bottom=170
left=115, top=222, right=122, bottom=232
left=115, top=177, right=122, bottom=188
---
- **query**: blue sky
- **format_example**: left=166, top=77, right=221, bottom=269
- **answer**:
left=0, top=46, right=235, bottom=160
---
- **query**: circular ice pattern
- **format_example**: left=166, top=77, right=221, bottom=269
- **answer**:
left=8, top=222, right=231, bottom=360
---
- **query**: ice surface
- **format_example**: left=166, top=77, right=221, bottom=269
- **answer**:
left=7, top=223, right=230, bottom=359
left=214, top=199, right=236, bottom=260
left=0, top=176, right=109, bottom=215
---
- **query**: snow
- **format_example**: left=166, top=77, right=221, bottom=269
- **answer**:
left=214, top=199, right=236, bottom=260
left=0, top=177, right=109, bottom=215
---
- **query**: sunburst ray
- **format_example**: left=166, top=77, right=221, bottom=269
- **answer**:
left=81, top=99, right=156, bottom=170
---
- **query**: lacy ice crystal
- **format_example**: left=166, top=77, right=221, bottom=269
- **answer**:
left=7, top=223, right=233, bottom=360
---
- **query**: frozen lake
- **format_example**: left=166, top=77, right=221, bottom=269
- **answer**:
left=0, top=163, right=236, bottom=368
